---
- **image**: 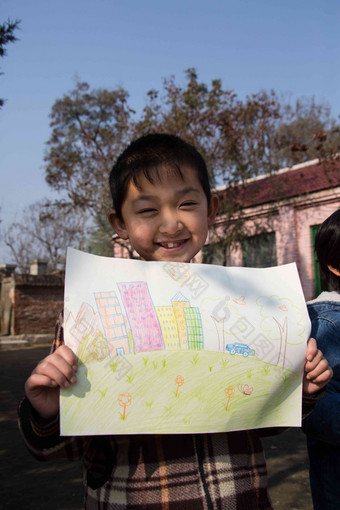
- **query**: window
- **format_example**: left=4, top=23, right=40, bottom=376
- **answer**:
left=202, top=243, right=229, bottom=266
left=242, top=232, right=277, bottom=268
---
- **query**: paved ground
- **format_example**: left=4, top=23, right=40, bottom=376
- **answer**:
left=0, top=345, right=313, bottom=509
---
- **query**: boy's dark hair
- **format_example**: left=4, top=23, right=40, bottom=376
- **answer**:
left=109, top=133, right=212, bottom=220
left=315, top=209, right=340, bottom=292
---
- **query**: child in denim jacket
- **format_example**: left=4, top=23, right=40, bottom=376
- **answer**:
left=303, top=209, right=340, bottom=510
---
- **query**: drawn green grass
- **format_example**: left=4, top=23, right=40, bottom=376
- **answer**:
left=282, top=373, right=289, bottom=383
left=190, top=353, right=199, bottom=366
left=125, top=372, right=136, bottom=384
left=61, top=350, right=301, bottom=436
left=163, top=404, right=174, bottom=415
left=220, top=357, right=228, bottom=368
left=193, top=390, right=204, bottom=402
left=109, top=360, right=119, bottom=373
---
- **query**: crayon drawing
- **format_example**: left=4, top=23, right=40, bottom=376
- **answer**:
left=60, top=248, right=310, bottom=436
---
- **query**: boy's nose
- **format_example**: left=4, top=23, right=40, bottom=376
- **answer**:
left=159, top=211, right=183, bottom=234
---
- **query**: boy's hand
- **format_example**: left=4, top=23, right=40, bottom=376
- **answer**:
left=25, top=345, right=78, bottom=420
left=303, top=337, right=333, bottom=396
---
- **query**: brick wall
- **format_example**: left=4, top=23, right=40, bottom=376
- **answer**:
left=0, top=274, right=65, bottom=335
left=13, top=284, right=64, bottom=334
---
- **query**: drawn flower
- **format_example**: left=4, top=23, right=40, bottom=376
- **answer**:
left=118, top=392, right=132, bottom=420
left=175, top=375, right=184, bottom=396
left=224, top=386, right=235, bottom=410
left=232, top=296, right=246, bottom=305
left=238, top=384, right=254, bottom=396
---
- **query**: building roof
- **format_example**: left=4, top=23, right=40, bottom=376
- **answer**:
left=171, top=291, right=189, bottom=303
left=218, top=159, right=340, bottom=209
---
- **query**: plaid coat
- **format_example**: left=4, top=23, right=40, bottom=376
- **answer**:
left=18, top=313, right=274, bottom=509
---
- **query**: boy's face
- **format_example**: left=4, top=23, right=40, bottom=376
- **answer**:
left=109, top=166, right=218, bottom=263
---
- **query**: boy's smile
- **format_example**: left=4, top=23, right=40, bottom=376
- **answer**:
left=109, top=166, right=218, bottom=263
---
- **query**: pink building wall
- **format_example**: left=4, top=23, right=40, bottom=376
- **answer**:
left=218, top=168, right=340, bottom=300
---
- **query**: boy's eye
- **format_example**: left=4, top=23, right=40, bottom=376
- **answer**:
left=137, top=208, right=157, bottom=214
left=180, top=201, right=197, bottom=208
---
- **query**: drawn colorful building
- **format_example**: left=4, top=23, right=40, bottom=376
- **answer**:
left=118, top=282, right=164, bottom=352
left=67, top=302, right=100, bottom=348
left=77, top=330, right=108, bottom=363
left=171, top=292, right=190, bottom=349
left=65, top=302, right=106, bottom=357
left=94, top=291, right=130, bottom=356
left=184, top=307, right=204, bottom=350
left=156, top=306, right=180, bottom=350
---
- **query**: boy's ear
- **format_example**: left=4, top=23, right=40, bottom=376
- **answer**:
left=207, top=194, right=219, bottom=226
left=108, top=210, right=129, bottom=240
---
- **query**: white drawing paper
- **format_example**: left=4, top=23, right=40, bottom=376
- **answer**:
left=60, top=248, right=310, bottom=436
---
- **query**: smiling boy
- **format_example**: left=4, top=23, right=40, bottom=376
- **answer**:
left=108, top=133, right=219, bottom=264
left=19, top=133, right=332, bottom=509
left=109, top=165, right=218, bottom=263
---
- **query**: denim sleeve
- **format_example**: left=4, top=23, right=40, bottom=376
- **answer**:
left=302, top=315, right=340, bottom=444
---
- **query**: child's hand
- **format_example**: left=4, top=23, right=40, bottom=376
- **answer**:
left=25, top=345, right=78, bottom=420
left=303, top=337, right=333, bottom=396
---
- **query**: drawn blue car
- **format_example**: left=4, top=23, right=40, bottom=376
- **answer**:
left=225, top=342, right=255, bottom=357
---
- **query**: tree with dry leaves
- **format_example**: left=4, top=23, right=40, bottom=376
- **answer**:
left=3, top=201, right=89, bottom=273
left=31, top=70, right=340, bottom=263
left=0, top=18, right=20, bottom=109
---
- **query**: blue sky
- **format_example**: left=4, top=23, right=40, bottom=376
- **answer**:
left=1, top=0, right=339, bottom=262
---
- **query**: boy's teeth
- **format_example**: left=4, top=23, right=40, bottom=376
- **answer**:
left=163, top=242, right=181, bottom=248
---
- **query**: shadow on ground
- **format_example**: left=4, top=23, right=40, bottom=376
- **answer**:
left=0, top=346, right=313, bottom=510
left=263, top=428, right=313, bottom=510
left=0, top=346, right=83, bottom=510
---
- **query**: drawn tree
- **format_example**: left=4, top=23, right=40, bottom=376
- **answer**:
left=272, top=316, right=288, bottom=368
left=257, top=296, right=306, bottom=369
